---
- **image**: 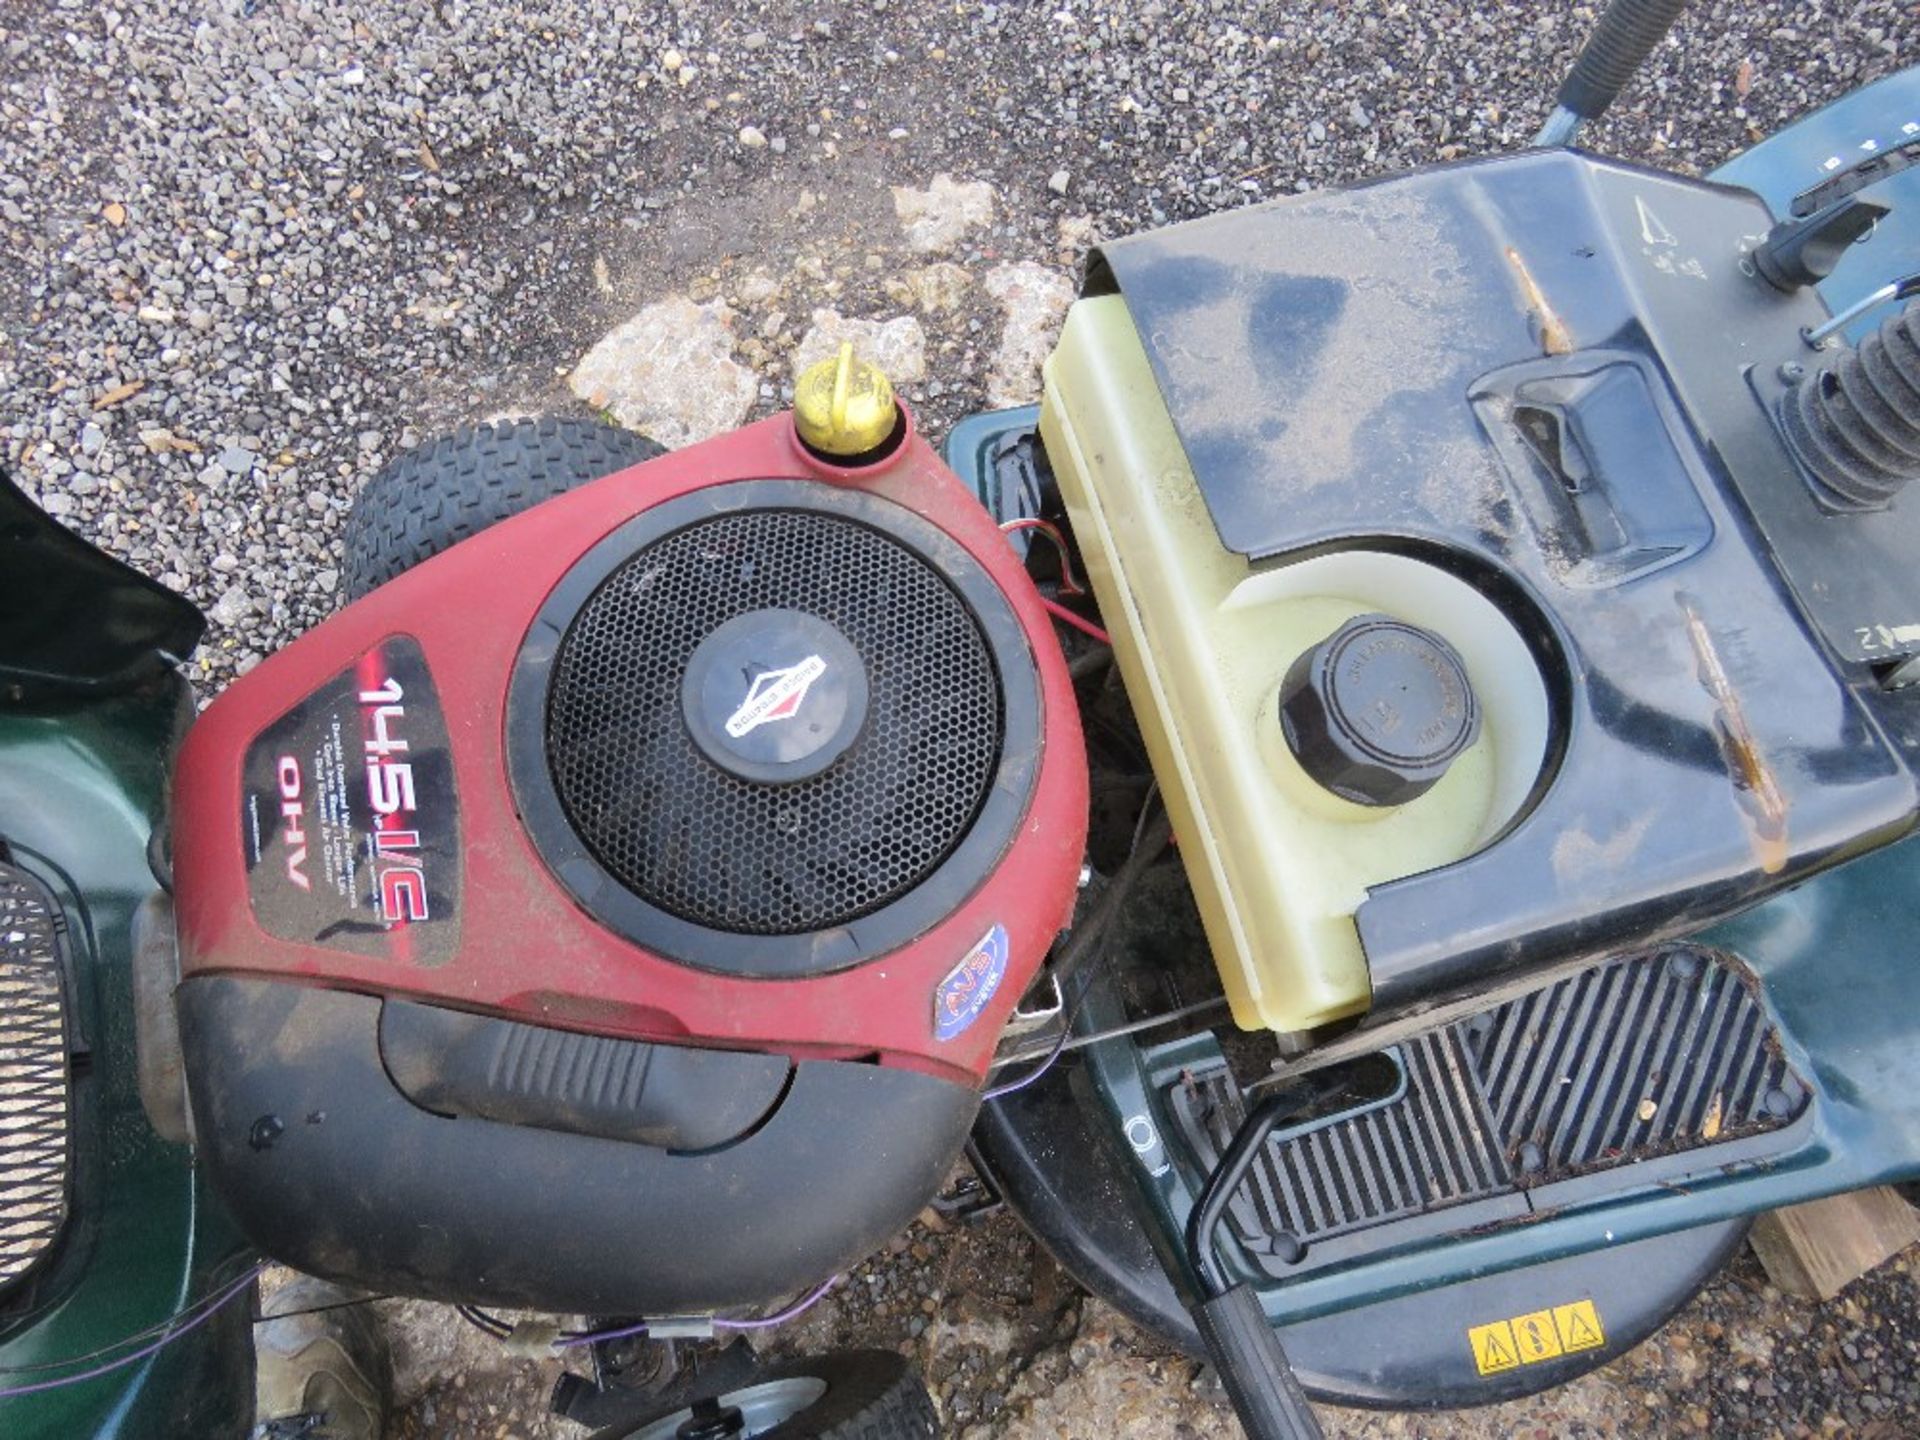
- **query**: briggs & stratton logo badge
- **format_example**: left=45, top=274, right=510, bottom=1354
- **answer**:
left=934, top=924, right=1009, bottom=1042
left=726, top=655, right=827, bottom=738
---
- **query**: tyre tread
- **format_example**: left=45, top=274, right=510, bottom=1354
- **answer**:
left=339, top=417, right=663, bottom=600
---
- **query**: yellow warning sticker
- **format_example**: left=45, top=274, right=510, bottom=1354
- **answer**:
left=1511, top=1310, right=1563, bottom=1363
left=1467, top=1321, right=1521, bottom=1376
left=1469, top=1299, right=1605, bottom=1377
left=1552, top=1299, right=1607, bottom=1354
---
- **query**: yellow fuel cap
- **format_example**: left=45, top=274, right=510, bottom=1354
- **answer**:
left=794, top=343, right=897, bottom=457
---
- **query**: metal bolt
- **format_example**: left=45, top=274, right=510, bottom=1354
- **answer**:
left=248, top=1114, right=285, bottom=1151
left=1778, top=361, right=1807, bottom=384
left=1517, top=1140, right=1546, bottom=1174
left=1764, top=1087, right=1796, bottom=1118
left=1668, top=949, right=1702, bottom=980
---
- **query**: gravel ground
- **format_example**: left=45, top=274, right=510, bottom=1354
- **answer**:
left=4, top=1, right=1916, bottom=1436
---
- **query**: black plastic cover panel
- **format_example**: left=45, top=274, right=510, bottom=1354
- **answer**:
left=178, top=976, right=977, bottom=1315
left=0, top=470, right=204, bottom=702
left=379, top=1000, right=791, bottom=1151
left=1091, top=150, right=1918, bottom=1010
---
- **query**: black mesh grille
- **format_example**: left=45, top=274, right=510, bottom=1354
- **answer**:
left=0, top=862, right=70, bottom=1292
left=1168, top=948, right=1806, bottom=1270
left=545, top=509, right=1004, bottom=935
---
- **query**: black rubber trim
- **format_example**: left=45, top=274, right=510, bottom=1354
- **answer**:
left=505, top=479, right=1043, bottom=979
left=1554, top=0, right=1688, bottom=122
left=180, top=976, right=979, bottom=1315
left=378, top=1000, right=792, bottom=1151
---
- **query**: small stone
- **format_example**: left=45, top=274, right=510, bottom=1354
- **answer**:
left=79, top=423, right=105, bottom=456
left=219, top=445, right=256, bottom=477
left=1047, top=170, right=1070, bottom=195
left=210, top=584, right=252, bottom=628
left=738, top=126, right=767, bottom=148
left=741, top=30, right=767, bottom=50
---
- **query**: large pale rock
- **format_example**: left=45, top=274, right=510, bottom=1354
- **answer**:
left=569, top=296, right=758, bottom=448
left=891, top=173, right=995, bottom=253
left=982, top=262, right=1075, bottom=407
left=792, top=310, right=928, bottom=384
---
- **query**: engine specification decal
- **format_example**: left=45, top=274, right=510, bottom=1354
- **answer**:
left=240, top=635, right=461, bottom=965
left=934, top=924, right=1008, bottom=1042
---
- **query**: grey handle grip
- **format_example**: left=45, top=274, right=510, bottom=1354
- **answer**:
left=1192, top=1285, right=1324, bottom=1440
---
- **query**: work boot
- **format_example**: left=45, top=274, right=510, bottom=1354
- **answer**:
left=253, top=1274, right=392, bottom=1440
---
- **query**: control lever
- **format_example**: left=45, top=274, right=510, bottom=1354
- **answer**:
left=1753, top=197, right=1890, bottom=292
left=1803, top=273, right=1920, bottom=347
left=1185, top=1083, right=1350, bottom=1440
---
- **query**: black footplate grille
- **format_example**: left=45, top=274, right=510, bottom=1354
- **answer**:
left=1470, top=950, right=1797, bottom=1179
left=1168, top=949, right=1806, bottom=1269
left=0, top=862, right=72, bottom=1291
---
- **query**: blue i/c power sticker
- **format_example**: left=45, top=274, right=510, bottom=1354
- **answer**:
left=934, top=924, right=1009, bottom=1042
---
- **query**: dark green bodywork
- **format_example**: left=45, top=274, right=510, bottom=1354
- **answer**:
left=950, top=404, right=1920, bottom=1332
left=0, top=684, right=253, bottom=1440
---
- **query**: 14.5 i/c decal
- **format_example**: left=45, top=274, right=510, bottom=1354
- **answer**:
left=240, top=635, right=461, bottom=964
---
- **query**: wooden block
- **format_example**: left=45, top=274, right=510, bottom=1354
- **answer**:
left=1749, top=1186, right=1920, bottom=1302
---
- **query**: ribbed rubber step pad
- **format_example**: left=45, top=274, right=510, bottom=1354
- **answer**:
left=0, top=862, right=71, bottom=1292
left=1169, top=949, right=1806, bottom=1264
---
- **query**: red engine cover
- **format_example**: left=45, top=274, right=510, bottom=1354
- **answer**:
left=173, top=414, right=1088, bottom=1086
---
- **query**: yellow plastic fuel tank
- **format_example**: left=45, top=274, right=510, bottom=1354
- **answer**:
left=1040, top=294, right=1550, bottom=1037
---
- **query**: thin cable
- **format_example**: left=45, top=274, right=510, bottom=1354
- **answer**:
left=551, top=1274, right=842, bottom=1352
left=712, top=1274, right=838, bottom=1332
left=456, top=1304, right=514, bottom=1339
left=254, top=1294, right=394, bottom=1325
left=998, top=518, right=1087, bottom=596
left=0, top=1263, right=266, bottom=1399
left=0, top=1253, right=263, bottom=1376
left=1040, top=596, right=1111, bottom=646
left=985, top=786, right=1167, bottom=1100
left=989, top=994, right=1231, bottom=1073
left=982, top=972, right=1096, bottom=1101
left=551, top=1316, right=648, bottom=1351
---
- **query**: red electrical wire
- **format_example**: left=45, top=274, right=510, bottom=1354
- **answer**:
left=1039, top=596, right=1112, bottom=646
left=998, top=518, right=1087, bottom=596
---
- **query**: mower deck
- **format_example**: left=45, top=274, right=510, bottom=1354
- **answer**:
left=948, top=407, right=1920, bottom=1407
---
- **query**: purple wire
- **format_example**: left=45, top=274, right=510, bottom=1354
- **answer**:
left=552, top=1273, right=841, bottom=1351
left=0, top=1262, right=267, bottom=1399
left=712, top=1274, right=838, bottom=1332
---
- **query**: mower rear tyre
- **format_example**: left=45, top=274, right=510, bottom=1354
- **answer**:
left=340, top=416, right=664, bottom=600
left=596, top=1349, right=938, bottom=1440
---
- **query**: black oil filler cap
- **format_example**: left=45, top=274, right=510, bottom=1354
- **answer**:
left=1279, top=614, right=1481, bottom=808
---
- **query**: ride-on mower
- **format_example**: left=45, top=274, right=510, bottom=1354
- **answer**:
left=4, top=1, right=1920, bottom=1435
